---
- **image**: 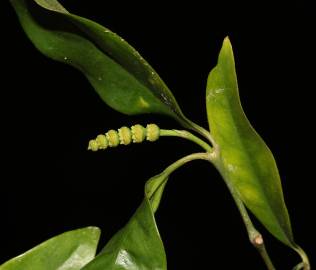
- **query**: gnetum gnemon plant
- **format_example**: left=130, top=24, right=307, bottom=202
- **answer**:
left=3, top=0, right=310, bottom=269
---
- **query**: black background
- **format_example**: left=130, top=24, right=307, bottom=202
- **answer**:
left=1, top=1, right=315, bottom=269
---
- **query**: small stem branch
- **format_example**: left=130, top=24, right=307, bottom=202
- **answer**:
left=293, top=245, right=310, bottom=270
left=186, top=119, right=217, bottom=147
left=160, top=129, right=212, bottom=152
left=157, top=150, right=279, bottom=270
left=223, top=179, right=276, bottom=270
left=162, top=152, right=212, bottom=175
left=257, top=241, right=276, bottom=270
left=147, top=152, right=213, bottom=213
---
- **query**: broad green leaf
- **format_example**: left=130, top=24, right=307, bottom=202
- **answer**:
left=206, top=37, right=294, bottom=246
left=10, top=0, right=191, bottom=128
left=82, top=173, right=169, bottom=270
left=0, top=227, right=100, bottom=270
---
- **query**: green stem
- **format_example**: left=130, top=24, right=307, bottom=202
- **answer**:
left=223, top=178, right=276, bottom=270
left=185, top=119, right=217, bottom=147
left=161, top=152, right=212, bottom=175
left=161, top=150, right=276, bottom=269
left=160, top=129, right=212, bottom=152
left=293, top=246, right=310, bottom=270
left=153, top=149, right=277, bottom=270
left=162, top=152, right=276, bottom=270
left=147, top=152, right=214, bottom=214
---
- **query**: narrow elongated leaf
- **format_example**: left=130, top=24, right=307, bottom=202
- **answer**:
left=82, top=173, right=169, bottom=270
left=206, top=37, right=294, bottom=246
left=0, top=226, right=100, bottom=270
left=10, top=0, right=191, bottom=128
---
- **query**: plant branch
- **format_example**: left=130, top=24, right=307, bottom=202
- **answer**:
left=223, top=178, right=276, bottom=270
left=161, top=152, right=212, bottom=176
left=293, top=245, right=310, bottom=270
left=160, top=129, right=212, bottom=152
left=162, top=151, right=276, bottom=270
left=185, top=119, right=217, bottom=147
left=164, top=151, right=277, bottom=269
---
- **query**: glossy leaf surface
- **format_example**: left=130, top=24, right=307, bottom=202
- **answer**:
left=82, top=174, right=169, bottom=270
left=10, top=0, right=189, bottom=126
left=206, top=38, right=294, bottom=246
left=0, top=227, right=100, bottom=270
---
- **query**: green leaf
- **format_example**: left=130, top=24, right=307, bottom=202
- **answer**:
left=82, top=174, right=168, bottom=270
left=82, top=152, right=208, bottom=270
left=206, top=37, right=294, bottom=247
left=10, top=0, right=191, bottom=128
left=0, top=227, right=101, bottom=270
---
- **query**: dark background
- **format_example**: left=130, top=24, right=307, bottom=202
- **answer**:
left=1, top=1, right=315, bottom=269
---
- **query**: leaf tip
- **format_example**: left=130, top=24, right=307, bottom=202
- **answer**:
left=84, top=226, right=101, bottom=241
left=223, top=36, right=231, bottom=43
left=216, top=36, right=235, bottom=68
left=222, top=36, right=233, bottom=54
